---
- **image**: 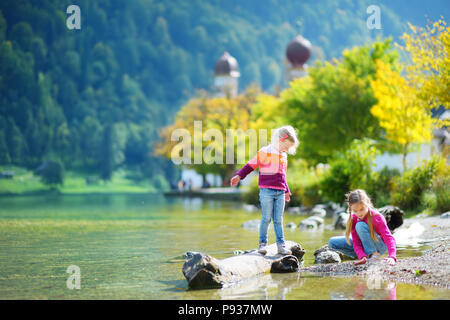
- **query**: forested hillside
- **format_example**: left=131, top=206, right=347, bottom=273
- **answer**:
left=0, top=0, right=447, bottom=183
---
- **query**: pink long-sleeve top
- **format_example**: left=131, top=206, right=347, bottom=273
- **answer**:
left=351, top=209, right=397, bottom=261
left=235, top=144, right=291, bottom=194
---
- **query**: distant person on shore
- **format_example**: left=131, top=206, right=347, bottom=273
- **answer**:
left=230, top=125, right=299, bottom=255
left=177, top=180, right=185, bottom=192
left=202, top=179, right=210, bottom=188
left=328, top=189, right=397, bottom=266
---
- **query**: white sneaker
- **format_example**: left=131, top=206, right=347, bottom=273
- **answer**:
left=258, top=243, right=268, bottom=255
left=277, top=243, right=292, bottom=255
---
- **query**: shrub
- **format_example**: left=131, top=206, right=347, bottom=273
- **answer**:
left=320, top=139, right=380, bottom=203
left=391, top=156, right=445, bottom=211
left=297, top=181, right=324, bottom=208
left=320, top=159, right=352, bottom=203
left=37, top=160, right=65, bottom=186
left=429, top=160, right=450, bottom=213
left=367, top=166, right=401, bottom=207
left=287, top=159, right=324, bottom=208
left=242, top=177, right=260, bottom=206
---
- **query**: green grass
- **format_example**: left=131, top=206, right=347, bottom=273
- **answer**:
left=0, top=166, right=158, bottom=195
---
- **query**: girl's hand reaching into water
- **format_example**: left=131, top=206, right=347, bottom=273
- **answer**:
left=354, top=257, right=367, bottom=265
left=230, top=175, right=241, bottom=187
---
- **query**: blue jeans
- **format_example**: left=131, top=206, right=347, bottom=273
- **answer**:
left=328, top=221, right=387, bottom=259
left=259, top=188, right=286, bottom=245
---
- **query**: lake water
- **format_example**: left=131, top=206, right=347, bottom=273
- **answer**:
left=0, top=194, right=448, bottom=300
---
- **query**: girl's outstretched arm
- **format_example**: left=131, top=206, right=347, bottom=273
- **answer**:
left=235, top=153, right=259, bottom=181
left=373, top=213, right=397, bottom=263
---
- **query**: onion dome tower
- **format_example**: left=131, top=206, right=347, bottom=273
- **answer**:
left=285, top=35, right=312, bottom=81
left=214, top=51, right=240, bottom=98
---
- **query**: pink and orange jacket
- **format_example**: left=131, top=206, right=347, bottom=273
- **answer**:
left=235, top=144, right=291, bottom=195
left=351, top=209, right=397, bottom=261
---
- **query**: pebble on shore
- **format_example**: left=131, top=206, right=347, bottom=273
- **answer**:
left=301, top=241, right=449, bottom=289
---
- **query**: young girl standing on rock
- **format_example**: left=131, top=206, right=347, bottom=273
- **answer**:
left=329, top=189, right=397, bottom=265
left=230, top=126, right=299, bottom=255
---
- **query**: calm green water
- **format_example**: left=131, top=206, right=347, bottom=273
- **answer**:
left=0, top=194, right=448, bottom=300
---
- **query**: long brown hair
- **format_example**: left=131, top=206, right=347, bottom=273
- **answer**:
left=344, top=189, right=378, bottom=245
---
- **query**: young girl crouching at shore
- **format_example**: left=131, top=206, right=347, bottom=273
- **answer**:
left=328, top=189, right=397, bottom=265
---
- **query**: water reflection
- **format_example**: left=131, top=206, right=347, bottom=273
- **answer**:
left=330, top=279, right=397, bottom=300
left=184, top=273, right=305, bottom=300
left=182, top=272, right=400, bottom=300
left=180, top=197, right=243, bottom=212
left=218, top=273, right=305, bottom=300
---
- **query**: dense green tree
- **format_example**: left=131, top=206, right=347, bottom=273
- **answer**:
left=38, top=159, right=65, bottom=186
left=100, top=125, right=114, bottom=181
left=0, top=129, right=10, bottom=164
left=282, top=40, right=399, bottom=163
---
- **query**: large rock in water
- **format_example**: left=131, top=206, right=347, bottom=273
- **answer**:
left=311, top=206, right=326, bottom=218
left=333, top=211, right=349, bottom=230
left=378, top=206, right=404, bottom=232
left=241, top=219, right=261, bottom=230
left=287, top=206, right=309, bottom=215
left=298, top=216, right=324, bottom=230
left=313, top=245, right=344, bottom=264
left=182, top=241, right=305, bottom=289
left=441, top=211, right=450, bottom=219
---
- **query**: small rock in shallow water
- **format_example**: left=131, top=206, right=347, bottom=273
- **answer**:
left=298, top=219, right=318, bottom=230
left=327, top=202, right=346, bottom=216
left=183, top=251, right=201, bottom=260
left=286, top=222, right=297, bottom=229
left=243, top=204, right=258, bottom=212
left=378, top=205, right=404, bottom=231
left=242, top=219, right=261, bottom=230
left=287, top=206, right=309, bottom=215
left=334, top=211, right=349, bottom=230
left=314, top=245, right=345, bottom=260
left=298, top=216, right=324, bottom=230
left=308, top=216, right=324, bottom=226
left=312, top=208, right=326, bottom=218
left=440, top=212, right=450, bottom=219
left=287, top=206, right=301, bottom=214
left=311, top=205, right=326, bottom=217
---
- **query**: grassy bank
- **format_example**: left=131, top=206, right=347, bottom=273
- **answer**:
left=0, top=166, right=160, bottom=195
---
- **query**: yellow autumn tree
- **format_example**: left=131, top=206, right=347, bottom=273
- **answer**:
left=399, top=18, right=449, bottom=115
left=370, top=59, right=433, bottom=171
left=155, top=86, right=260, bottom=184
left=248, top=92, right=290, bottom=147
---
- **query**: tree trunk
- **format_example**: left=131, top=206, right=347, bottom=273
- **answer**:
left=201, top=172, right=206, bottom=188
left=402, top=143, right=409, bottom=172
left=182, top=241, right=305, bottom=289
